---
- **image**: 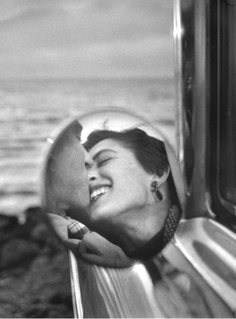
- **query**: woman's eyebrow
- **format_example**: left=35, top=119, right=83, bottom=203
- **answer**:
left=92, top=149, right=117, bottom=161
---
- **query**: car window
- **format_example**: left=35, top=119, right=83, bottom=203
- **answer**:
left=218, top=0, right=236, bottom=211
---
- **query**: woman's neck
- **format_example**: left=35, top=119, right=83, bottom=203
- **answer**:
left=102, top=198, right=171, bottom=256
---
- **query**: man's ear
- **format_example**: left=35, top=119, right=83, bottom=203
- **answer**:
left=152, top=166, right=170, bottom=187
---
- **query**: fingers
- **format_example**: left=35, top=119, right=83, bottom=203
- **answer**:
left=79, top=232, right=107, bottom=255
left=81, top=248, right=133, bottom=268
left=47, top=215, right=133, bottom=268
left=78, top=232, right=133, bottom=268
left=66, top=217, right=90, bottom=239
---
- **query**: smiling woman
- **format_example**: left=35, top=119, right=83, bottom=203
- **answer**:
left=41, top=109, right=185, bottom=266
left=83, top=128, right=180, bottom=259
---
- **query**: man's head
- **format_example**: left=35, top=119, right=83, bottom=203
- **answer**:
left=46, top=121, right=92, bottom=220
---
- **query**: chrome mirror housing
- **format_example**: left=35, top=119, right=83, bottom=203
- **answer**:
left=41, top=109, right=186, bottom=262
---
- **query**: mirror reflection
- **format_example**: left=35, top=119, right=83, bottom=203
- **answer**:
left=42, top=110, right=185, bottom=267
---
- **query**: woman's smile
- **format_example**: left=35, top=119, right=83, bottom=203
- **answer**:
left=90, top=185, right=111, bottom=203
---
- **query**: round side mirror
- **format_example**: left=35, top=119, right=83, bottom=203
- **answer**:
left=41, top=109, right=185, bottom=265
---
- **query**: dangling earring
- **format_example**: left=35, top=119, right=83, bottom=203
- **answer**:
left=151, top=181, right=163, bottom=202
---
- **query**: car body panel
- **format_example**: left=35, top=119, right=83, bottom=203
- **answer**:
left=70, top=217, right=235, bottom=317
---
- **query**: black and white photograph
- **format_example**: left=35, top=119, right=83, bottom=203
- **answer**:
left=0, top=0, right=236, bottom=318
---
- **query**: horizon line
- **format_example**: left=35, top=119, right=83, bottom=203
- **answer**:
left=0, top=75, right=173, bottom=81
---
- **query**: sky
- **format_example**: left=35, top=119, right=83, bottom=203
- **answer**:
left=0, top=0, right=174, bottom=79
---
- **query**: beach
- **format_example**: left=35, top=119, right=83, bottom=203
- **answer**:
left=0, top=206, right=73, bottom=317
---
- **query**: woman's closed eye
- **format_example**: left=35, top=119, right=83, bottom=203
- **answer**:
left=91, top=149, right=117, bottom=168
left=97, top=157, right=113, bottom=167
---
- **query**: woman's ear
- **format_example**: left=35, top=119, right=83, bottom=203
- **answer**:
left=153, top=166, right=170, bottom=187
left=150, top=167, right=170, bottom=202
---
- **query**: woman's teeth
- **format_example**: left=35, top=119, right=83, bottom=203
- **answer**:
left=90, top=186, right=110, bottom=202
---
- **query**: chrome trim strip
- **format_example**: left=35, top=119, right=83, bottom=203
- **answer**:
left=173, top=0, right=184, bottom=170
left=69, top=252, right=83, bottom=318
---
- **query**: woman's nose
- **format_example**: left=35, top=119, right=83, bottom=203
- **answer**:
left=87, top=166, right=99, bottom=181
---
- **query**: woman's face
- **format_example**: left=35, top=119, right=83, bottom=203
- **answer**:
left=86, top=138, right=155, bottom=224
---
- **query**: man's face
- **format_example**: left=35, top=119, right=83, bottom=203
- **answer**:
left=48, top=122, right=92, bottom=214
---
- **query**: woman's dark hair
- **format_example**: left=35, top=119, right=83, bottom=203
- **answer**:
left=84, top=128, right=168, bottom=177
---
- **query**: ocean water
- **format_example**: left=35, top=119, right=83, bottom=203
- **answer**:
left=0, top=77, right=175, bottom=218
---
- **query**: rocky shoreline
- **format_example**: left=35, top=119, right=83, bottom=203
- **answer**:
left=0, top=206, right=74, bottom=318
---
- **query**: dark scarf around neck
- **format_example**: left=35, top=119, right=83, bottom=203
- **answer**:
left=126, top=205, right=180, bottom=261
